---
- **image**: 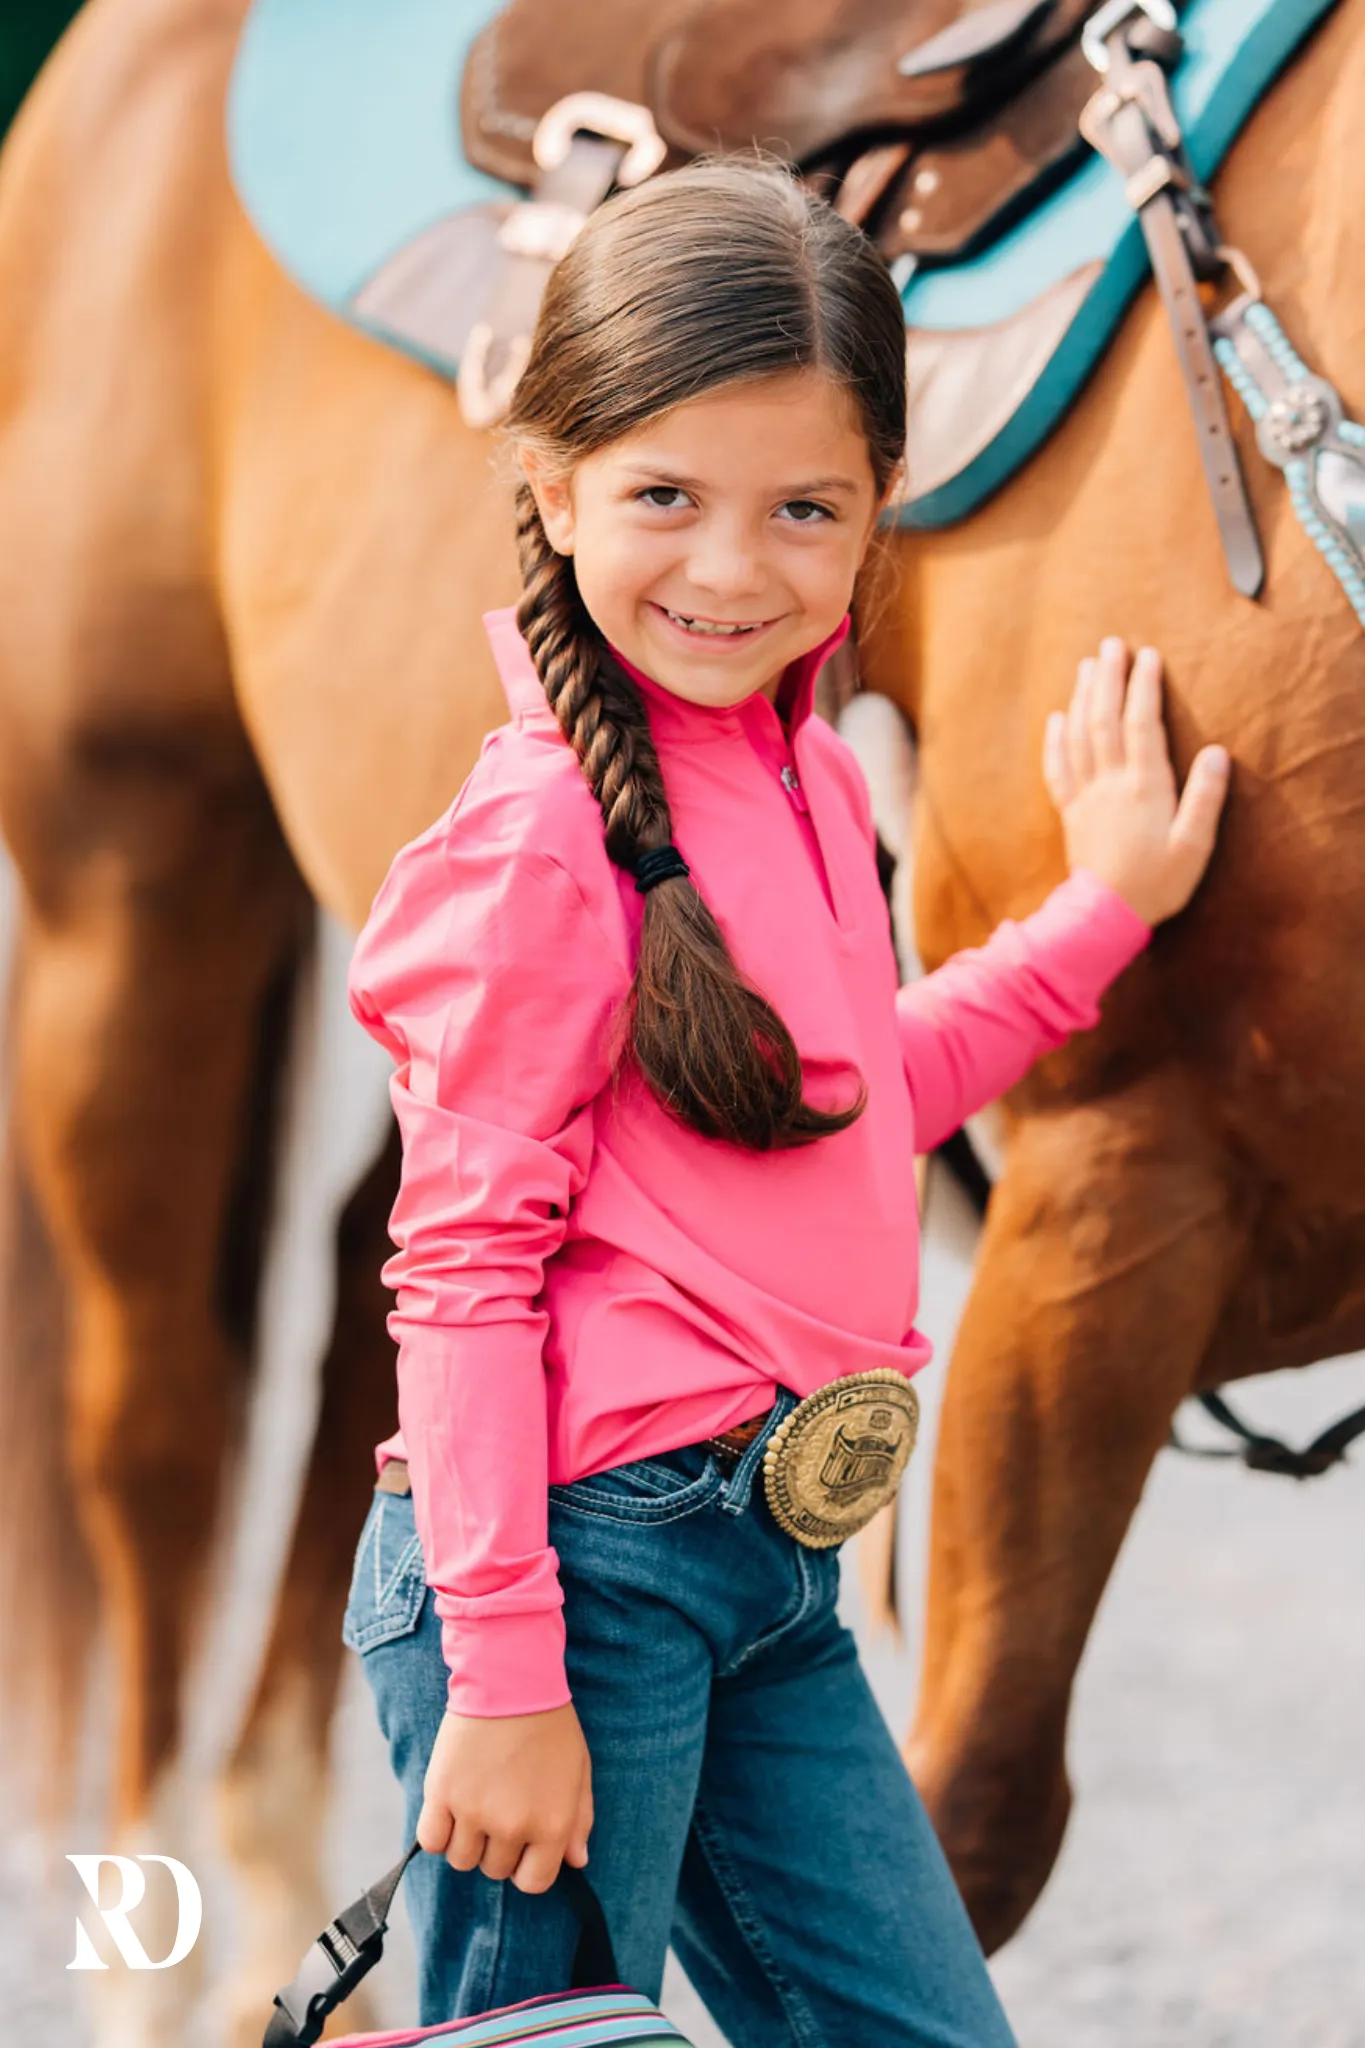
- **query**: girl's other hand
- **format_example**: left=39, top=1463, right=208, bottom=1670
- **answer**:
left=1042, top=638, right=1230, bottom=927
left=417, top=1701, right=594, bottom=1894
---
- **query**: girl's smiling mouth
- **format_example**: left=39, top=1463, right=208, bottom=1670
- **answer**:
left=650, top=600, right=782, bottom=646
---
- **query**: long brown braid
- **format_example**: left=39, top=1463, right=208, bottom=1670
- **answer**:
left=505, top=160, right=907, bottom=1150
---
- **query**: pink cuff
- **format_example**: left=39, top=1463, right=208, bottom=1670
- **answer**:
left=440, top=1606, right=571, bottom=1719
left=1023, top=867, right=1152, bottom=1000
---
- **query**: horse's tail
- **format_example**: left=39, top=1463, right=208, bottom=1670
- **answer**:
left=0, top=911, right=99, bottom=1833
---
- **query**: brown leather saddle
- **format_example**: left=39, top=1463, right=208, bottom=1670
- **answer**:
left=415, top=0, right=1184, bottom=427
left=342, top=0, right=1346, bottom=612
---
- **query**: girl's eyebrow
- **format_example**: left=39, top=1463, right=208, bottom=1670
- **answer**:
left=619, top=465, right=862, bottom=497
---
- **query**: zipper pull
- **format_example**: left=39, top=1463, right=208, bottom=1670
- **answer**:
left=780, top=762, right=810, bottom=813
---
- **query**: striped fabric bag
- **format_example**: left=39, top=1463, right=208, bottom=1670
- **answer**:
left=263, top=1840, right=694, bottom=2048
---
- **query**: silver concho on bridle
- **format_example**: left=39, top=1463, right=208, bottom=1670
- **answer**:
left=1211, top=282, right=1365, bottom=629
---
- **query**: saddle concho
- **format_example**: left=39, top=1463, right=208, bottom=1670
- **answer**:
left=763, top=1368, right=919, bottom=1549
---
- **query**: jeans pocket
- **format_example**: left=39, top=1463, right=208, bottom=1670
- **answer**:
left=548, top=1443, right=722, bottom=1524
left=341, top=1489, right=428, bottom=1653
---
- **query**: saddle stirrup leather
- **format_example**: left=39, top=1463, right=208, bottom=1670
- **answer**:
left=1079, top=0, right=1265, bottom=598
left=458, top=97, right=666, bottom=429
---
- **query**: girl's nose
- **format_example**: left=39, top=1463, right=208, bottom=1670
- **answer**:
left=684, top=528, right=768, bottom=602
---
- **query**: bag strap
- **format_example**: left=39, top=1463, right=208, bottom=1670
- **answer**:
left=262, top=1842, right=619, bottom=2048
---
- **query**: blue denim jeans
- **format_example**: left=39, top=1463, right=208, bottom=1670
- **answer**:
left=341, top=1391, right=1017, bottom=2047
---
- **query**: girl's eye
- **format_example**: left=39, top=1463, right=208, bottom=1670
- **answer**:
left=778, top=499, right=833, bottom=524
left=638, top=486, right=691, bottom=511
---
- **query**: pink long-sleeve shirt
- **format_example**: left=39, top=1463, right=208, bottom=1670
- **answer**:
left=347, top=606, right=1151, bottom=1718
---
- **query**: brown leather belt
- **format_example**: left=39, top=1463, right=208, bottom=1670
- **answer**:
left=704, top=1411, right=774, bottom=1474
left=373, top=1411, right=777, bottom=1499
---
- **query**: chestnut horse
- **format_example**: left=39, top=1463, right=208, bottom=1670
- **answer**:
left=1, top=0, right=1362, bottom=2039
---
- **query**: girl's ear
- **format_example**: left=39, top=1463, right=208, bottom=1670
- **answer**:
left=877, top=461, right=908, bottom=519
left=518, top=447, right=576, bottom=555
left=853, top=464, right=906, bottom=563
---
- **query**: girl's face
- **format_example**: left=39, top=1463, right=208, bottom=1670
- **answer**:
left=522, top=372, right=892, bottom=709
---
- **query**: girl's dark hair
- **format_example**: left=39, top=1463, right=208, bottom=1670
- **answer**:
left=505, top=159, right=907, bottom=1150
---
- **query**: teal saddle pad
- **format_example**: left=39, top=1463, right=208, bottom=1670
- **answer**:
left=227, top=0, right=1338, bottom=528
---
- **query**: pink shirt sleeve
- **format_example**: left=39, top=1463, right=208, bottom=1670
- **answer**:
left=896, top=867, right=1152, bottom=1154
left=347, top=808, right=621, bottom=1718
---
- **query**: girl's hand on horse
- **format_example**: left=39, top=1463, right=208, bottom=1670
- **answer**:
left=1043, top=637, right=1230, bottom=927
left=417, top=1701, right=594, bottom=1894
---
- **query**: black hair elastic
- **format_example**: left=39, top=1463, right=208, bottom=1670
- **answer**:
left=633, top=844, right=690, bottom=894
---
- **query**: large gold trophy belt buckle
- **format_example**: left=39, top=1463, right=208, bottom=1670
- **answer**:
left=762, top=1368, right=920, bottom=1549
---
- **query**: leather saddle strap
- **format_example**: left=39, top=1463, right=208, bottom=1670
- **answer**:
left=1079, top=29, right=1264, bottom=598
left=650, top=0, right=1098, bottom=168
left=458, top=134, right=623, bottom=428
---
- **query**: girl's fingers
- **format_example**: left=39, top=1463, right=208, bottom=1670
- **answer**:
left=564, top=1779, right=595, bottom=1869
left=415, top=1800, right=454, bottom=1858
left=511, top=1840, right=565, bottom=1896
left=447, top=1818, right=489, bottom=1873
left=478, top=1832, right=528, bottom=1883
left=1087, top=638, right=1127, bottom=772
left=1122, top=646, right=1167, bottom=777
left=1067, top=659, right=1096, bottom=784
left=1165, top=745, right=1231, bottom=892
left=1042, top=710, right=1074, bottom=809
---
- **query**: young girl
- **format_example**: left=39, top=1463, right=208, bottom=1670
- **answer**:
left=342, top=161, right=1229, bottom=2044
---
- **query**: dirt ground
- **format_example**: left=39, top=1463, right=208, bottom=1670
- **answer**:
left=2, top=894, right=1362, bottom=2047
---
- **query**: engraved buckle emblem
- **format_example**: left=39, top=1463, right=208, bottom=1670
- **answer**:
left=763, top=1370, right=920, bottom=1549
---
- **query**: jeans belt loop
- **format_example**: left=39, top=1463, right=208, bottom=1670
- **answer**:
left=718, top=1389, right=798, bottom=1517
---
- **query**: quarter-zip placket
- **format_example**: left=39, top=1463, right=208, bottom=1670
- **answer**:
left=605, top=615, right=854, bottom=925
left=779, top=760, right=809, bottom=813
left=745, top=694, right=837, bottom=917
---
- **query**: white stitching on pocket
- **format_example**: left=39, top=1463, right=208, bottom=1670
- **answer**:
left=343, top=1495, right=427, bottom=1652
left=548, top=1456, right=721, bottom=1523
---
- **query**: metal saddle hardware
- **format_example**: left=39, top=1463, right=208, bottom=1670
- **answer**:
left=458, top=90, right=667, bottom=429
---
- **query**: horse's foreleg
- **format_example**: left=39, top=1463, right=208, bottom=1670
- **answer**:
left=215, top=1121, right=400, bottom=2047
left=8, top=767, right=307, bottom=2048
left=909, top=1072, right=1241, bottom=1954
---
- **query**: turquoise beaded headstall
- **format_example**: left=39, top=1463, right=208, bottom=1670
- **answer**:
left=1212, top=292, right=1365, bottom=630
